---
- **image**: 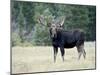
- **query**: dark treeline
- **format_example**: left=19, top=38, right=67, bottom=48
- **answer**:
left=11, top=1, right=96, bottom=46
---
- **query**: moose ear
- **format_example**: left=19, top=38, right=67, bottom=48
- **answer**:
left=59, top=16, right=66, bottom=26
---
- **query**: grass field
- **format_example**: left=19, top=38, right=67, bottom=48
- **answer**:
left=12, top=42, right=96, bottom=74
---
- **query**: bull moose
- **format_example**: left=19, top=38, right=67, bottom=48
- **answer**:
left=39, top=15, right=86, bottom=62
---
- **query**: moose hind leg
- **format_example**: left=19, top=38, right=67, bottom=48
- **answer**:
left=53, top=47, right=58, bottom=62
left=77, top=44, right=86, bottom=60
left=78, top=52, right=82, bottom=60
left=80, top=45, right=86, bottom=59
left=60, top=47, right=65, bottom=62
left=77, top=45, right=83, bottom=60
left=83, top=48, right=86, bottom=59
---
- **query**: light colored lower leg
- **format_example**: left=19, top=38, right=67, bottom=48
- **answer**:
left=62, top=56, right=64, bottom=62
left=78, top=52, right=81, bottom=60
left=83, top=49, right=86, bottom=59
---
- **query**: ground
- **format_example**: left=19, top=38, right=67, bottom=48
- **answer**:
left=12, top=42, right=96, bottom=74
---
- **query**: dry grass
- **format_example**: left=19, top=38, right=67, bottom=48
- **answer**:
left=12, top=42, right=96, bottom=74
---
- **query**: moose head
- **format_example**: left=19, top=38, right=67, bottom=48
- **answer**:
left=38, top=15, right=66, bottom=38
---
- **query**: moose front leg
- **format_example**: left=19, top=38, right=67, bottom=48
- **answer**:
left=60, top=47, right=65, bottom=62
left=53, top=47, right=58, bottom=62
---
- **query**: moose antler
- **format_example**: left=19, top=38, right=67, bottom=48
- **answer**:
left=38, top=15, right=45, bottom=25
left=59, top=16, right=66, bottom=26
left=55, top=16, right=65, bottom=26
